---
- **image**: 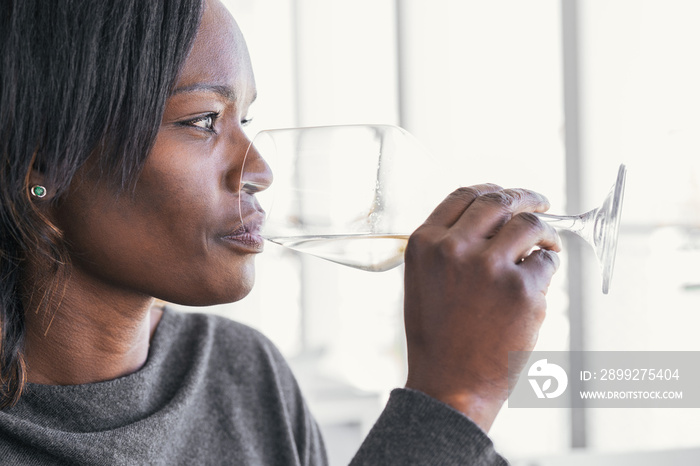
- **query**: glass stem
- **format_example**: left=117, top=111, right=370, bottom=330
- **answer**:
left=534, top=209, right=597, bottom=245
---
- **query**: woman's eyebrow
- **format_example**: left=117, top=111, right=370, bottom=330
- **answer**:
left=171, top=83, right=257, bottom=105
left=171, top=84, right=237, bottom=102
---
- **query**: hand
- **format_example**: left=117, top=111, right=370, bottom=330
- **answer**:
left=403, top=184, right=561, bottom=431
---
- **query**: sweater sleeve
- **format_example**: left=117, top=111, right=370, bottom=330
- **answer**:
left=350, top=388, right=508, bottom=466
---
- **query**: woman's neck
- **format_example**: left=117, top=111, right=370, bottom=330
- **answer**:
left=22, top=265, right=163, bottom=386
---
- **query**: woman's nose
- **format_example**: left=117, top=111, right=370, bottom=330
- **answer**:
left=239, top=137, right=273, bottom=195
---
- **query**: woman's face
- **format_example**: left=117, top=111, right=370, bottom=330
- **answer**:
left=53, top=0, right=270, bottom=305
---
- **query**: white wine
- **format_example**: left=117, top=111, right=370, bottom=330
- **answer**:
left=266, top=233, right=410, bottom=272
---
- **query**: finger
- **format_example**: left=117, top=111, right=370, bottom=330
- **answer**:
left=519, top=248, right=561, bottom=291
left=422, top=184, right=503, bottom=228
left=490, top=212, right=562, bottom=261
left=452, top=188, right=551, bottom=240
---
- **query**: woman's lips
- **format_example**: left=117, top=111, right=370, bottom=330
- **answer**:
left=221, top=220, right=265, bottom=253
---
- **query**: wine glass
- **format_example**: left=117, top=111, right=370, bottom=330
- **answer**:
left=536, top=163, right=626, bottom=294
left=241, top=124, right=627, bottom=294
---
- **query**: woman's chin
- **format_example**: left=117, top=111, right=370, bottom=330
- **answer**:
left=156, top=268, right=256, bottom=308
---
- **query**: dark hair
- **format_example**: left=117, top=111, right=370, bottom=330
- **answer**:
left=0, top=0, right=204, bottom=408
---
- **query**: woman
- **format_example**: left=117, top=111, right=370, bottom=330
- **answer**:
left=0, top=0, right=560, bottom=464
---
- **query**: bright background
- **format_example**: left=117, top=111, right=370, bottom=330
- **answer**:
left=173, top=1, right=700, bottom=464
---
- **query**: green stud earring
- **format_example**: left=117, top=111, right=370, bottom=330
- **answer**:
left=30, top=185, right=47, bottom=198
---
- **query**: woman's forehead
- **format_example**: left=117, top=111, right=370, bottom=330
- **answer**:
left=175, top=0, right=255, bottom=104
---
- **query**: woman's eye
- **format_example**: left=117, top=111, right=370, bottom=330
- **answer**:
left=186, top=112, right=219, bottom=132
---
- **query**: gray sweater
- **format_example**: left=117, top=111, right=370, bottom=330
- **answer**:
left=0, top=309, right=507, bottom=465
